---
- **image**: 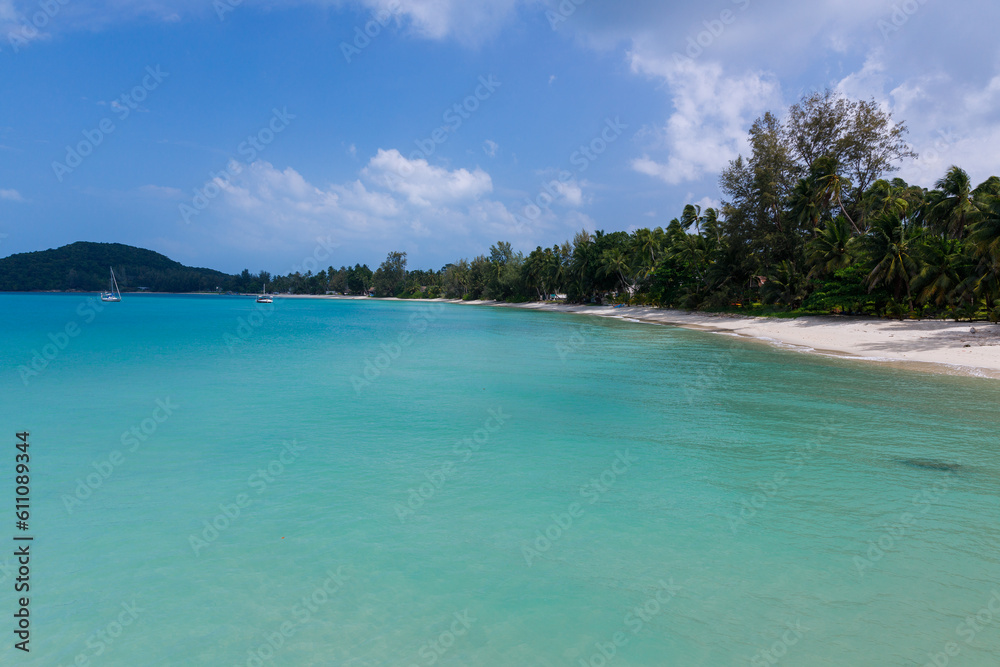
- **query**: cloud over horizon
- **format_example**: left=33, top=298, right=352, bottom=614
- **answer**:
left=1, top=0, right=999, bottom=270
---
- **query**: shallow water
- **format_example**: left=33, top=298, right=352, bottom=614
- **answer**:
left=1, top=294, right=998, bottom=666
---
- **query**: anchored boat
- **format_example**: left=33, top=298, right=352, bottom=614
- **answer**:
left=100, top=267, right=122, bottom=302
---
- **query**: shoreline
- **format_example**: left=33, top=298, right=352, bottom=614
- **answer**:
left=280, top=294, right=1000, bottom=380
left=507, top=302, right=1000, bottom=379
left=11, top=292, right=999, bottom=379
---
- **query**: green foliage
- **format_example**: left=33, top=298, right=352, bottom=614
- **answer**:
left=346, top=263, right=374, bottom=295
left=372, top=251, right=407, bottom=298
left=0, top=241, right=230, bottom=292
left=800, top=264, right=887, bottom=315
left=807, top=216, right=855, bottom=277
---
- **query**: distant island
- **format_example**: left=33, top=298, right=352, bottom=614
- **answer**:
left=0, top=242, right=233, bottom=293
left=0, top=240, right=379, bottom=295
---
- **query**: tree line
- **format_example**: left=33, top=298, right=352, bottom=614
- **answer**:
left=244, top=91, right=1000, bottom=320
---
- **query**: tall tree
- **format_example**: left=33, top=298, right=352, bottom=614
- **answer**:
left=784, top=90, right=853, bottom=170
left=811, top=156, right=862, bottom=234
left=807, top=217, right=854, bottom=277
left=720, top=112, right=800, bottom=276
left=926, top=166, right=980, bottom=239
left=840, top=98, right=917, bottom=202
left=784, top=90, right=916, bottom=222
left=372, top=251, right=407, bottom=297
left=862, top=212, right=922, bottom=305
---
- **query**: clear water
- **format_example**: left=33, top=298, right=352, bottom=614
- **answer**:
left=1, top=294, right=999, bottom=666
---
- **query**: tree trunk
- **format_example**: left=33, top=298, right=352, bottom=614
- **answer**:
left=838, top=191, right=862, bottom=235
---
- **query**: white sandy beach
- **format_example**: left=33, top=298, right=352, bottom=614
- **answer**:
left=281, top=295, right=1000, bottom=379
left=480, top=301, right=1000, bottom=379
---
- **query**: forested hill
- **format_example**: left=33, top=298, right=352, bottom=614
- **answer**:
left=0, top=242, right=232, bottom=292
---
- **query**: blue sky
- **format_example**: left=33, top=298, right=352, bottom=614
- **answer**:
left=1, top=0, right=999, bottom=274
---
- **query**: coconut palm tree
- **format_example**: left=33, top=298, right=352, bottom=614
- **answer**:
left=968, top=195, right=1000, bottom=317
left=911, top=236, right=966, bottom=309
left=807, top=216, right=854, bottom=277
left=974, top=253, right=1000, bottom=322
left=862, top=179, right=910, bottom=222
left=680, top=204, right=701, bottom=232
left=788, top=177, right=824, bottom=236
left=600, top=247, right=633, bottom=297
left=810, top=156, right=863, bottom=235
left=925, top=166, right=980, bottom=239
left=762, top=261, right=809, bottom=307
left=633, top=228, right=661, bottom=274
left=971, top=194, right=1000, bottom=262
left=863, top=211, right=923, bottom=306
left=567, top=230, right=596, bottom=300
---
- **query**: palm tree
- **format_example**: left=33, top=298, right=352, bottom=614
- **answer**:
left=680, top=204, right=701, bottom=232
left=788, top=177, right=824, bottom=236
left=863, top=179, right=910, bottom=222
left=762, top=261, right=808, bottom=307
left=925, top=166, right=980, bottom=239
left=969, top=195, right=1000, bottom=318
left=669, top=228, right=732, bottom=302
left=972, top=195, right=1000, bottom=259
left=911, top=236, right=966, bottom=309
left=807, top=216, right=854, bottom=277
left=568, top=230, right=595, bottom=300
left=863, top=211, right=923, bottom=306
left=974, top=253, right=1000, bottom=322
left=600, top=247, right=633, bottom=297
left=524, top=247, right=548, bottom=300
left=811, top=156, right=862, bottom=234
left=633, top=228, right=660, bottom=274
left=669, top=232, right=714, bottom=308
left=974, top=176, right=1000, bottom=201
left=700, top=208, right=723, bottom=244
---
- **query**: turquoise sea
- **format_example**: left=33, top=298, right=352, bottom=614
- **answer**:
left=1, top=293, right=999, bottom=666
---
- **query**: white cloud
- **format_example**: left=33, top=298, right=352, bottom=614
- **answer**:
left=552, top=179, right=583, bottom=207
left=522, top=169, right=589, bottom=210
left=0, top=1, right=46, bottom=49
left=362, top=148, right=492, bottom=206
left=164, top=143, right=607, bottom=269
left=558, top=0, right=1000, bottom=195
left=0, top=0, right=528, bottom=47
left=0, top=0, right=195, bottom=45
left=625, top=19, right=1000, bottom=193
left=357, top=0, right=523, bottom=43
left=631, top=155, right=676, bottom=183
left=826, top=57, right=1000, bottom=188
left=0, top=188, right=24, bottom=202
left=629, top=55, right=781, bottom=185
left=962, top=75, right=1000, bottom=117
left=835, top=52, right=890, bottom=104
left=693, top=195, right=720, bottom=212
left=172, top=150, right=547, bottom=267
left=483, top=139, right=499, bottom=157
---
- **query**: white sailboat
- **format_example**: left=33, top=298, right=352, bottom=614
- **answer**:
left=101, top=267, right=122, bottom=302
left=256, top=283, right=273, bottom=303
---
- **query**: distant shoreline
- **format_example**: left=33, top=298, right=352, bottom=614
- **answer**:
left=280, top=294, right=1000, bottom=379
left=500, top=301, right=1000, bottom=380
